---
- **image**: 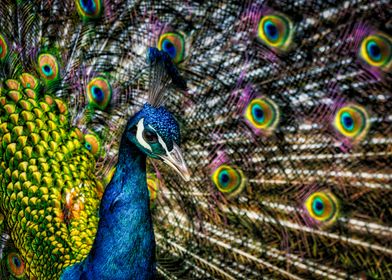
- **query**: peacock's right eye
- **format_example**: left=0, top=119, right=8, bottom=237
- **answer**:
left=360, top=34, right=391, bottom=69
left=38, top=54, right=59, bottom=82
left=0, top=34, right=8, bottom=60
left=334, top=105, right=369, bottom=141
left=305, top=191, right=339, bottom=223
left=76, top=0, right=103, bottom=20
left=143, top=130, right=158, bottom=143
left=258, top=14, right=293, bottom=50
left=157, top=32, right=185, bottom=64
left=6, top=252, right=25, bottom=278
left=212, top=164, right=245, bottom=195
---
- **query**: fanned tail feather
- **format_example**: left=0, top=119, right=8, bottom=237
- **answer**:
left=0, top=0, right=391, bottom=279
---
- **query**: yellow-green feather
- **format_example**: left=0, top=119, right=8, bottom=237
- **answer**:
left=0, top=73, right=101, bottom=279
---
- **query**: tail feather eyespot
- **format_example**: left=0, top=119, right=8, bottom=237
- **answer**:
left=258, top=14, right=293, bottom=50
left=305, top=191, right=340, bottom=224
left=86, top=77, right=112, bottom=110
left=244, top=97, right=280, bottom=133
left=38, top=54, right=59, bottom=82
left=334, top=105, right=369, bottom=141
left=359, top=33, right=391, bottom=70
left=212, top=164, right=246, bottom=197
left=6, top=252, right=25, bottom=278
left=75, top=0, right=103, bottom=20
left=158, top=32, right=185, bottom=64
left=84, top=134, right=102, bottom=157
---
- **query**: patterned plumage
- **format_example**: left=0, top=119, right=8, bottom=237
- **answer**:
left=0, top=0, right=391, bottom=279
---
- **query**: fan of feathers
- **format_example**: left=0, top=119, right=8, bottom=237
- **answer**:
left=0, top=0, right=391, bottom=279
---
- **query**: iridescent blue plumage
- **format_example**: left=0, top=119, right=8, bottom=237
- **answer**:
left=61, top=104, right=186, bottom=279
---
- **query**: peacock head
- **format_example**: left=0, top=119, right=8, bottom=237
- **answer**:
left=125, top=103, right=190, bottom=181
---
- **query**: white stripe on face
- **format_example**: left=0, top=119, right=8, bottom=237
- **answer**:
left=148, top=124, right=169, bottom=153
left=136, top=118, right=152, bottom=152
left=157, top=132, right=169, bottom=154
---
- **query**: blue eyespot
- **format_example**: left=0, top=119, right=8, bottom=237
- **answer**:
left=312, top=198, right=325, bottom=216
left=6, top=252, right=25, bottom=277
left=85, top=143, right=92, bottom=151
left=366, top=41, right=382, bottom=62
left=244, top=97, right=280, bottom=132
left=341, top=112, right=354, bottom=131
left=92, top=86, right=104, bottom=102
left=76, top=0, right=102, bottom=20
left=81, top=0, right=96, bottom=14
left=334, top=105, right=369, bottom=140
left=42, top=65, right=53, bottom=76
left=258, top=14, right=293, bottom=50
left=162, top=40, right=177, bottom=59
left=0, top=34, right=8, bottom=60
left=305, top=191, right=340, bottom=225
left=251, top=104, right=265, bottom=123
left=84, top=134, right=102, bottom=156
left=218, top=170, right=230, bottom=187
left=264, top=20, right=279, bottom=42
left=86, top=77, right=112, bottom=110
left=12, top=256, right=21, bottom=268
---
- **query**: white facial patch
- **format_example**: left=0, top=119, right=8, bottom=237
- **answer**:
left=136, top=118, right=152, bottom=152
left=157, top=133, right=169, bottom=154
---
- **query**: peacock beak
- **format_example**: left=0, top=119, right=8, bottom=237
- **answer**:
left=159, top=143, right=191, bottom=181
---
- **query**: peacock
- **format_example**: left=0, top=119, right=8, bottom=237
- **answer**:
left=0, top=0, right=391, bottom=279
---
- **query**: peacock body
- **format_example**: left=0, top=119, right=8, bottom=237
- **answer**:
left=0, top=0, right=392, bottom=279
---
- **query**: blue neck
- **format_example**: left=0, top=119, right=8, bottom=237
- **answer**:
left=61, top=135, right=156, bottom=279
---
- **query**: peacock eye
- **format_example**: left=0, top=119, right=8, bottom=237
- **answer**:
left=305, top=191, right=339, bottom=224
left=76, top=0, right=103, bottom=20
left=258, top=14, right=293, bottom=50
left=6, top=252, right=25, bottom=278
left=157, top=32, right=185, bottom=64
left=212, top=164, right=246, bottom=196
left=334, top=105, right=369, bottom=141
left=84, top=134, right=102, bottom=156
left=359, top=33, right=391, bottom=69
left=143, top=130, right=158, bottom=143
left=244, top=97, right=280, bottom=132
left=38, top=54, right=59, bottom=82
left=86, top=77, right=112, bottom=110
